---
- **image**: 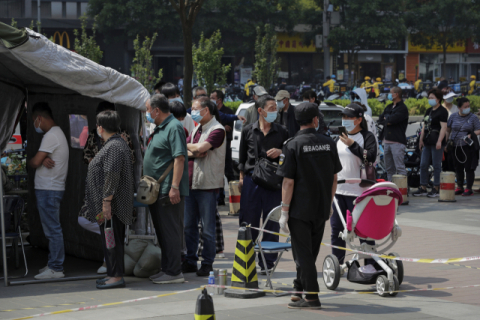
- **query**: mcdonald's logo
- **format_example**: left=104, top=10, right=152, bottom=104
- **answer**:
left=53, top=31, right=70, bottom=49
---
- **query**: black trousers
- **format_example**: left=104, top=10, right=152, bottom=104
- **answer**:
left=454, top=145, right=476, bottom=190
left=149, top=196, right=184, bottom=276
left=289, top=217, right=325, bottom=300
left=100, top=214, right=125, bottom=278
left=442, top=149, right=455, bottom=172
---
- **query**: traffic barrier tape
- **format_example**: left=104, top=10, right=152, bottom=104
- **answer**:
left=248, top=225, right=480, bottom=264
left=204, top=283, right=480, bottom=295
left=11, top=287, right=202, bottom=320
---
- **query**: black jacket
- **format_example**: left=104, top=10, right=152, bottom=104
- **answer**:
left=276, top=104, right=300, bottom=138
left=378, top=101, right=409, bottom=145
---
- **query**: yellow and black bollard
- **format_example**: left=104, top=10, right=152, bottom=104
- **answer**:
left=224, top=223, right=265, bottom=299
left=194, top=288, right=215, bottom=320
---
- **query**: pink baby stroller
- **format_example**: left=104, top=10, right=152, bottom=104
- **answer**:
left=323, top=179, right=404, bottom=297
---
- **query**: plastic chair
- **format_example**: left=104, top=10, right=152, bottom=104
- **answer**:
left=254, top=205, right=291, bottom=293
left=0, top=195, right=28, bottom=278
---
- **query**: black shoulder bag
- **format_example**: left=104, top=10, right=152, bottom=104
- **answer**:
left=251, top=131, right=283, bottom=190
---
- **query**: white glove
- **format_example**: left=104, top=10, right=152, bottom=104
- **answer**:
left=279, top=210, right=290, bottom=234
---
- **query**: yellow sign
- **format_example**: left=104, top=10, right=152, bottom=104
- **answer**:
left=53, top=31, right=71, bottom=49
left=408, top=37, right=464, bottom=53
left=277, top=33, right=315, bottom=53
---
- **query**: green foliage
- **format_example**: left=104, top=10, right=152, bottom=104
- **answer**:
left=131, top=33, right=163, bottom=94
left=11, top=18, right=17, bottom=28
left=73, top=14, right=103, bottom=64
left=87, top=0, right=180, bottom=41
left=193, top=30, right=231, bottom=94
left=253, top=24, right=280, bottom=89
left=224, top=101, right=243, bottom=113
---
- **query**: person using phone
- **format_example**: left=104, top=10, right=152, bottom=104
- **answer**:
left=445, top=98, right=480, bottom=196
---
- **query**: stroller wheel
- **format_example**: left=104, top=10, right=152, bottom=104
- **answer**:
left=387, top=253, right=404, bottom=285
left=322, top=254, right=341, bottom=290
left=376, top=275, right=390, bottom=297
left=389, top=276, right=400, bottom=297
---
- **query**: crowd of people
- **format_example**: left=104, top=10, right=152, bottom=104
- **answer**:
left=28, top=78, right=479, bottom=307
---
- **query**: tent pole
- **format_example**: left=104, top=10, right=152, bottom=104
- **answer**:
left=1, top=168, right=8, bottom=286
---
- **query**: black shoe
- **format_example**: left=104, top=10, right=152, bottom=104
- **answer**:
left=288, top=299, right=321, bottom=309
left=412, top=187, right=428, bottom=197
left=218, top=198, right=226, bottom=206
left=427, top=187, right=439, bottom=198
left=196, top=264, right=213, bottom=277
left=181, top=261, right=198, bottom=274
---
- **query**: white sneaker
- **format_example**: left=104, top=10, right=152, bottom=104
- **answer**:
left=39, top=265, right=49, bottom=274
left=216, top=253, right=226, bottom=259
left=34, top=268, right=65, bottom=280
left=97, top=265, right=107, bottom=274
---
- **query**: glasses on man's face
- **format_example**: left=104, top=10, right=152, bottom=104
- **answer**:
left=195, top=94, right=208, bottom=99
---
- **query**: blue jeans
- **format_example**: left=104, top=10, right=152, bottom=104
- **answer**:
left=239, top=174, right=281, bottom=269
left=420, top=145, right=443, bottom=187
left=184, top=189, right=217, bottom=266
left=35, top=189, right=65, bottom=272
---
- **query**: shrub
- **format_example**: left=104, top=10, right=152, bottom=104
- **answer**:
left=224, top=101, right=243, bottom=113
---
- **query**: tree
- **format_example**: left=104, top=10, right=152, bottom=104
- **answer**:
left=168, top=0, right=206, bottom=106
left=192, top=30, right=231, bottom=94
left=252, top=24, right=280, bottom=91
left=73, top=14, right=103, bottom=64
left=327, top=0, right=408, bottom=86
left=131, top=33, right=163, bottom=93
left=87, top=0, right=180, bottom=41
left=405, top=0, right=479, bottom=78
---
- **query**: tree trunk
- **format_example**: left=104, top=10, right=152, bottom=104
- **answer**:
left=442, top=45, right=447, bottom=79
left=348, top=50, right=353, bottom=87
left=183, top=24, right=193, bottom=108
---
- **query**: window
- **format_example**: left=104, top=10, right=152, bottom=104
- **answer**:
left=51, top=2, right=62, bottom=18
left=66, top=2, right=76, bottom=19
left=69, top=114, right=89, bottom=149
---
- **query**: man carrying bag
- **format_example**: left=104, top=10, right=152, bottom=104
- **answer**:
left=238, top=95, right=289, bottom=274
left=142, top=94, right=189, bottom=284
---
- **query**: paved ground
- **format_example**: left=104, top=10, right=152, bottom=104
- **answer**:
left=1, top=191, right=480, bottom=320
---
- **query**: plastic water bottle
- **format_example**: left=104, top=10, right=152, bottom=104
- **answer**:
left=208, top=271, right=215, bottom=295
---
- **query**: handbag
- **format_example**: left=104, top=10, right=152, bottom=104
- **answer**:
left=104, top=219, right=115, bottom=249
left=360, top=149, right=376, bottom=187
left=136, top=162, right=174, bottom=205
left=251, top=132, right=283, bottom=190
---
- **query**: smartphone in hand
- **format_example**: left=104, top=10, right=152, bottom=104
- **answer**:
left=464, top=136, right=474, bottom=146
left=338, top=126, right=347, bottom=137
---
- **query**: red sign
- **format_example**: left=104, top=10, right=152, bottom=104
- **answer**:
left=466, top=39, right=480, bottom=54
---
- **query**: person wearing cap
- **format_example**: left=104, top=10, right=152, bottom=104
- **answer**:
left=443, top=92, right=459, bottom=117
left=331, top=104, right=377, bottom=269
left=244, top=85, right=269, bottom=126
left=275, top=90, right=300, bottom=138
left=238, top=95, right=289, bottom=275
left=322, top=75, right=335, bottom=97
left=361, top=76, right=373, bottom=95
left=379, top=86, right=409, bottom=181
left=468, top=75, right=476, bottom=95
left=277, top=102, right=342, bottom=309
left=373, top=77, right=383, bottom=97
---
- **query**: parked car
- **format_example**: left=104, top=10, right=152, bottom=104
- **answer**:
left=230, top=101, right=344, bottom=179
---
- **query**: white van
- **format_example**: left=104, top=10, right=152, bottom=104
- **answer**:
left=231, top=101, right=344, bottom=178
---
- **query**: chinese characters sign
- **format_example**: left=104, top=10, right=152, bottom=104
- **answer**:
left=277, top=33, right=315, bottom=53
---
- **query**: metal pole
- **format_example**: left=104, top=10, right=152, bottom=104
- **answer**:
left=37, top=0, right=41, bottom=33
left=1, top=166, right=8, bottom=286
left=323, top=0, right=330, bottom=80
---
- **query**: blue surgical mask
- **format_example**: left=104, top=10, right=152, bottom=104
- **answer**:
left=97, top=128, right=102, bottom=139
left=462, top=107, right=471, bottom=115
left=342, top=119, right=356, bottom=132
left=191, top=109, right=204, bottom=123
left=354, top=98, right=361, bottom=103
left=277, top=100, right=285, bottom=111
left=211, top=99, right=217, bottom=105
left=387, top=93, right=393, bottom=101
left=264, top=111, right=278, bottom=123
left=169, top=97, right=184, bottom=104
left=428, top=99, right=437, bottom=107
left=146, top=112, right=156, bottom=124
left=34, top=117, right=44, bottom=134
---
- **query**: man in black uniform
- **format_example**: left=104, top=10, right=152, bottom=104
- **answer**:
left=277, top=102, right=342, bottom=309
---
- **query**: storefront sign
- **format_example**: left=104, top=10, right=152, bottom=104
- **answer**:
left=277, top=33, right=315, bottom=53
left=356, top=39, right=407, bottom=53
left=240, top=68, right=253, bottom=85
left=52, top=31, right=71, bottom=49
left=466, top=39, right=480, bottom=54
left=408, top=38, right=465, bottom=53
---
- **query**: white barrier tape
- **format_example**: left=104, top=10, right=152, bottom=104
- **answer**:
left=205, top=283, right=480, bottom=295
left=11, top=288, right=202, bottom=320
left=248, top=225, right=480, bottom=264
